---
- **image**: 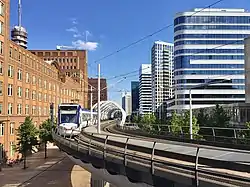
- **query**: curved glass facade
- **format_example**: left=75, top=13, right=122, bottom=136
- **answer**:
left=172, top=8, right=250, bottom=111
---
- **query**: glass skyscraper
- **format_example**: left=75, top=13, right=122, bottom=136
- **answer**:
left=131, top=81, right=139, bottom=113
left=170, top=8, right=250, bottom=111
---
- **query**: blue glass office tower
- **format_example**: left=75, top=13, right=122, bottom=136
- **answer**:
left=171, top=8, right=250, bottom=111
left=131, top=81, right=139, bottom=113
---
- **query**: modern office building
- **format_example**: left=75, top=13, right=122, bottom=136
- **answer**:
left=245, top=37, right=250, bottom=103
left=0, top=0, right=84, bottom=158
left=170, top=8, right=250, bottom=112
left=131, top=81, right=139, bottom=114
left=139, top=64, right=152, bottom=115
left=122, top=92, right=132, bottom=116
left=88, top=78, right=107, bottom=109
left=151, top=41, right=174, bottom=118
left=30, top=49, right=88, bottom=108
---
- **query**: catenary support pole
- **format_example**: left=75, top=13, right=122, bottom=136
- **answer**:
left=97, top=64, right=101, bottom=134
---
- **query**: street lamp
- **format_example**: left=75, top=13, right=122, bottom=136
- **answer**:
left=189, top=78, right=230, bottom=140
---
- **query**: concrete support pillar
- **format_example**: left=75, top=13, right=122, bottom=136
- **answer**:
left=90, top=174, right=106, bottom=187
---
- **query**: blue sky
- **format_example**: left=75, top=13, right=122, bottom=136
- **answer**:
left=9, top=0, right=250, bottom=105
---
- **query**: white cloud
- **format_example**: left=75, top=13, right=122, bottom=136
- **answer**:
left=72, top=40, right=98, bottom=51
left=66, top=26, right=78, bottom=33
left=70, top=18, right=78, bottom=25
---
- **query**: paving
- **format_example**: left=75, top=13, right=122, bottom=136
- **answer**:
left=0, top=146, right=104, bottom=187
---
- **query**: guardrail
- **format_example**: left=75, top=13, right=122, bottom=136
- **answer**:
left=121, top=123, right=250, bottom=149
left=53, top=126, right=250, bottom=187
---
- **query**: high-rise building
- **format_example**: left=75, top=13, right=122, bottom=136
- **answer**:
left=171, top=8, right=250, bottom=112
left=139, top=64, right=152, bottom=115
left=122, top=92, right=132, bottom=116
left=88, top=78, right=107, bottom=109
left=131, top=81, right=139, bottom=113
left=151, top=41, right=174, bottom=118
left=30, top=49, right=88, bottom=108
left=0, top=0, right=84, bottom=158
left=245, top=37, right=250, bottom=103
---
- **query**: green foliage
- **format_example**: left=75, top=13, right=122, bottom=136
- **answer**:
left=131, top=115, right=139, bottom=123
left=16, top=116, right=38, bottom=168
left=169, top=112, right=182, bottom=134
left=39, top=118, right=56, bottom=159
left=39, top=119, right=55, bottom=143
left=197, top=108, right=210, bottom=127
left=139, top=114, right=156, bottom=132
left=169, top=111, right=200, bottom=137
left=210, top=104, right=231, bottom=127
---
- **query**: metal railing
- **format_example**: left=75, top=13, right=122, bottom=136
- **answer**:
left=52, top=126, right=250, bottom=187
left=121, top=123, right=250, bottom=146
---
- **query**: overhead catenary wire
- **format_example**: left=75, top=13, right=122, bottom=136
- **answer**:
left=90, top=0, right=224, bottom=66
left=105, top=38, right=246, bottom=82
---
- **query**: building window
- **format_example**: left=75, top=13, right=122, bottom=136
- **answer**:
left=10, top=123, right=14, bottom=135
left=25, top=104, right=29, bottom=115
left=0, top=123, right=3, bottom=136
left=8, top=65, right=13, bottom=77
left=8, top=84, right=13, bottom=96
left=26, top=72, right=29, bottom=83
left=48, top=82, right=51, bottom=90
left=0, top=103, right=2, bottom=114
left=0, top=2, right=4, bottom=16
left=32, top=91, right=36, bottom=100
left=17, top=104, right=22, bottom=115
left=32, top=75, right=36, bottom=85
left=0, top=21, right=3, bottom=35
left=9, top=47, right=12, bottom=57
left=17, top=86, right=22, bottom=97
left=44, top=94, right=47, bottom=102
left=32, top=106, right=36, bottom=115
left=44, top=80, right=47, bottom=89
left=17, top=69, right=22, bottom=80
left=38, top=107, right=41, bottom=116
left=38, top=92, right=41, bottom=101
left=44, top=107, right=47, bottom=115
left=10, top=142, right=15, bottom=157
left=25, top=88, right=29, bottom=99
left=8, top=103, right=13, bottom=115
left=0, top=81, right=2, bottom=96
left=0, top=61, right=3, bottom=74
left=38, top=78, right=41, bottom=87
left=0, top=41, right=2, bottom=54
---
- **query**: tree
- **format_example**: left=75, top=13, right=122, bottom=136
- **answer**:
left=39, top=119, right=55, bottom=159
left=210, top=104, right=231, bottom=127
left=197, top=108, right=210, bottom=127
left=16, top=116, right=38, bottom=169
left=169, top=111, right=199, bottom=138
left=169, top=111, right=182, bottom=134
left=139, top=114, right=156, bottom=132
left=182, top=111, right=200, bottom=138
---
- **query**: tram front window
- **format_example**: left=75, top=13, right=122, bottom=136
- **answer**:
left=60, top=114, right=78, bottom=124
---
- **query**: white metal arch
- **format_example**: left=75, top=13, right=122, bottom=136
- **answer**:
left=92, top=101, right=126, bottom=127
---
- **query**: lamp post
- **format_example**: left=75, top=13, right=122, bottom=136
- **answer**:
left=189, top=78, right=230, bottom=140
left=97, top=64, right=101, bottom=134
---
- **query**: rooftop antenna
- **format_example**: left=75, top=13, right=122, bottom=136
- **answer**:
left=11, top=0, right=28, bottom=49
left=85, top=31, right=88, bottom=43
left=18, top=0, right=22, bottom=27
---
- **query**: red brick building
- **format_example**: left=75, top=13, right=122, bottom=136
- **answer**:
left=88, top=78, right=107, bottom=109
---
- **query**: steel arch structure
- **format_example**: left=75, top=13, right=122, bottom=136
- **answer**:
left=92, top=101, right=126, bottom=127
